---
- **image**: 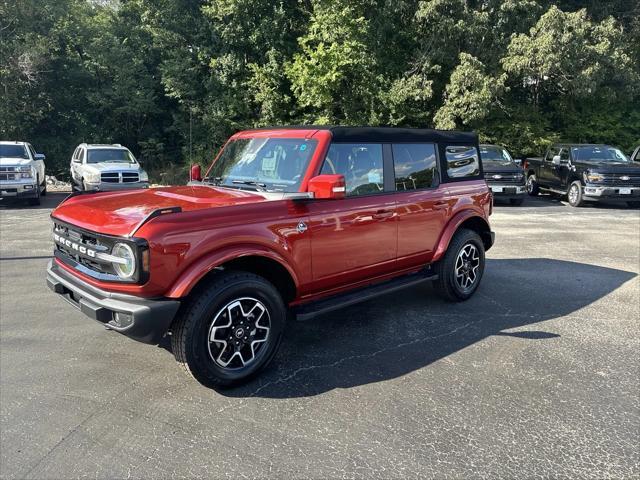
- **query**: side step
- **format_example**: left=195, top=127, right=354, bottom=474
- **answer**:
left=293, top=268, right=437, bottom=321
left=540, top=186, right=568, bottom=195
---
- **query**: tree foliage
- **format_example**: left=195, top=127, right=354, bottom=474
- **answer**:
left=1, top=0, right=638, bottom=179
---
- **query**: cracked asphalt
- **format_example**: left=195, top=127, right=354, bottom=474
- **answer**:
left=1, top=193, right=639, bottom=479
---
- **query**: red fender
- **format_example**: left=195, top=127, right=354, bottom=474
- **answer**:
left=432, top=210, right=490, bottom=262
left=165, top=244, right=299, bottom=298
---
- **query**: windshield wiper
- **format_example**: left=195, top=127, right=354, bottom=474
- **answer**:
left=232, top=180, right=267, bottom=191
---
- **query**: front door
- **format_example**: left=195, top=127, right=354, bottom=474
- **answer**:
left=307, top=142, right=397, bottom=291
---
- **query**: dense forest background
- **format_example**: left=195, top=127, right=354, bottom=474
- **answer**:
left=1, top=0, right=639, bottom=181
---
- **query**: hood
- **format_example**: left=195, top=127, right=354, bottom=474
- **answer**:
left=85, top=162, right=141, bottom=173
left=0, top=157, right=32, bottom=167
left=52, top=185, right=266, bottom=237
left=483, top=161, right=522, bottom=174
left=575, top=161, right=640, bottom=174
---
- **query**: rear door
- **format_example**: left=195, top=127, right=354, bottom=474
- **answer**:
left=539, top=147, right=559, bottom=186
left=307, top=142, right=398, bottom=290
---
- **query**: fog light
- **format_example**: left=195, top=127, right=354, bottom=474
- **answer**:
left=112, top=312, right=133, bottom=328
left=23, top=185, right=34, bottom=190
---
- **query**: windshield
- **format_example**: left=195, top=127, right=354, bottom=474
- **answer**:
left=571, top=146, right=629, bottom=163
left=207, top=138, right=318, bottom=192
left=87, top=149, right=136, bottom=164
left=0, top=145, right=29, bottom=159
left=479, top=145, right=513, bottom=166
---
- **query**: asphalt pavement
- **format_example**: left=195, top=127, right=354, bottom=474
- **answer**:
left=1, top=193, right=639, bottom=479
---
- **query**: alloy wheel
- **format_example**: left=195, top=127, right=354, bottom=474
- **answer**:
left=454, top=244, right=480, bottom=291
left=207, top=297, right=271, bottom=369
left=568, top=184, right=579, bottom=204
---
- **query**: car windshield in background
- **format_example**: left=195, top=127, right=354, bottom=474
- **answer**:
left=479, top=146, right=513, bottom=165
left=87, top=149, right=135, bottom=164
left=0, top=145, right=29, bottom=159
left=571, top=146, right=629, bottom=163
left=207, top=138, right=318, bottom=192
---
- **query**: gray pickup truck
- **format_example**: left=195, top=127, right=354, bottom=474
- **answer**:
left=523, top=144, right=640, bottom=207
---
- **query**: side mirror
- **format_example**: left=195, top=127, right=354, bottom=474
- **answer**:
left=308, top=174, right=346, bottom=199
left=552, top=155, right=561, bottom=166
left=35, top=153, right=45, bottom=161
left=190, top=164, right=202, bottom=182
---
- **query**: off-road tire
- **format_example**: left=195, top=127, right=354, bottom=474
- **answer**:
left=567, top=180, right=584, bottom=207
left=526, top=174, right=540, bottom=196
left=171, top=271, right=286, bottom=388
left=433, top=229, right=485, bottom=302
left=509, top=198, right=524, bottom=206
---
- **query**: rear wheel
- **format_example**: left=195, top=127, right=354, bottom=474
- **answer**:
left=567, top=180, right=584, bottom=207
left=526, top=174, right=539, bottom=196
left=171, top=271, right=286, bottom=388
left=434, top=229, right=485, bottom=302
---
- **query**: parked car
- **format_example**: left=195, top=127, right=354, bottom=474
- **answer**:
left=70, top=143, right=149, bottom=191
left=631, top=146, right=640, bottom=163
left=479, top=144, right=526, bottom=205
left=0, top=141, right=46, bottom=205
left=523, top=144, right=640, bottom=207
left=47, top=127, right=494, bottom=387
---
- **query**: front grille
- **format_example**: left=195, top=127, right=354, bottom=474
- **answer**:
left=53, top=222, right=114, bottom=276
left=485, top=172, right=525, bottom=184
left=0, top=167, right=18, bottom=181
left=122, top=172, right=139, bottom=183
left=101, top=172, right=120, bottom=183
left=599, top=173, right=640, bottom=187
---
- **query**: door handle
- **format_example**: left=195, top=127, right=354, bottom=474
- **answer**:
left=373, top=209, right=394, bottom=220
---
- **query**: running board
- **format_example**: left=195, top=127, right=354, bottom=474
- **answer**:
left=540, top=187, right=567, bottom=195
left=293, top=268, right=437, bottom=321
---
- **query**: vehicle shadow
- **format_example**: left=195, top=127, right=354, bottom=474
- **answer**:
left=0, top=192, right=69, bottom=210
left=216, top=258, right=635, bottom=398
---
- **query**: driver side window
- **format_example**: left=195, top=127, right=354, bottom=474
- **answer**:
left=560, top=148, right=570, bottom=162
left=320, top=143, right=384, bottom=196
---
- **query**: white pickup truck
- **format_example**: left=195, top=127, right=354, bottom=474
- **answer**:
left=70, top=143, right=149, bottom=191
left=0, top=141, right=47, bottom=205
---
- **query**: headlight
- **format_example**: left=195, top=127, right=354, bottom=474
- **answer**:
left=111, top=243, right=136, bottom=279
left=85, top=172, right=101, bottom=183
left=18, top=166, right=33, bottom=179
left=139, top=170, right=149, bottom=182
left=584, top=172, right=604, bottom=183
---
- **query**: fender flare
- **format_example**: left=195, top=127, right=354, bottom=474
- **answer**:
left=164, top=244, right=299, bottom=299
left=432, top=210, right=491, bottom=263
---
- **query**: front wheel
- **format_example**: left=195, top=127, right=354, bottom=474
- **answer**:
left=171, top=271, right=286, bottom=388
left=526, top=174, right=539, bottom=196
left=567, top=180, right=584, bottom=207
left=434, top=229, right=485, bottom=302
left=27, top=176, right=41, bottom=206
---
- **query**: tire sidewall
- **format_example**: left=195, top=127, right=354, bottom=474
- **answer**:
left=184, top=276, right=285, bottom=386
left=568, top=181, right=583, bottom=207
left=446, top=233, right=485, bottom=300
left=526, top=175, right=539, bottom=196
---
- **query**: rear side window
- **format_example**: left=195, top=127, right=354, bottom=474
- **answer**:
left=320, top=143, right=384, bottom=196
left=392, top=143, right=438, bottom=190
left=445, top=146, right=480, bottom=178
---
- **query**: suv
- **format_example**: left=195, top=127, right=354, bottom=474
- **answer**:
left=524, top=144, right=640, bottom=207
left=70, top=143, right=149, bottom=191
left=479, top=144, right=526, bottom=205
left=47, top=127, right=494, bottom=387
left=0, top=141, right=46, bottom=205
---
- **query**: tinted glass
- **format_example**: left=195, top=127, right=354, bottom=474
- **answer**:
left=87, top=149, right=135, bottom=164
left=479, top=145, right=513, bottom=166
left=445, top=146, right=480, bottom=178
left=0, top=145, right=29, bottom=159
left=571, top=146, right=629, bottom=163
left=209, top=138, right=317, bottom=192
left=392, top=143, right=438, bottom=190
left=321, top=143, right=384, bottom=196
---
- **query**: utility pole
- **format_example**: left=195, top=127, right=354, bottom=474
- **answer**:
left=189, top=107, right=193, bottom=181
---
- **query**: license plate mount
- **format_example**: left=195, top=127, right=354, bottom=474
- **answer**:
left=619, top=188, right=632, bottom=195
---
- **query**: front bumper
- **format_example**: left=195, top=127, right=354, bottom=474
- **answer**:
left=46, top=260, right=180, bottom=344
left=0, top=181, right=39, bottom=200
left=583, top=184, right=640, bottom=200
left=487, top=184, right=526, bottom=197
left=85, top=181, right=149, bottom=192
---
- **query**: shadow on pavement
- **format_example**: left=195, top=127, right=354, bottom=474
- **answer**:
left=0, top=192, right=69, bottom=210
left=216, top=258, right=635, bottom=398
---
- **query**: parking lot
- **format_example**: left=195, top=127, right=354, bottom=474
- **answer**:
left=1, top=194, right=638, bottom=479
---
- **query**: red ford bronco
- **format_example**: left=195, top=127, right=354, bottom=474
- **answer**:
left=47, top=127, right=494, bottom=387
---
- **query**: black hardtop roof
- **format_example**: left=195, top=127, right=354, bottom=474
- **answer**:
left=252, top=125, right=478, bottom=144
